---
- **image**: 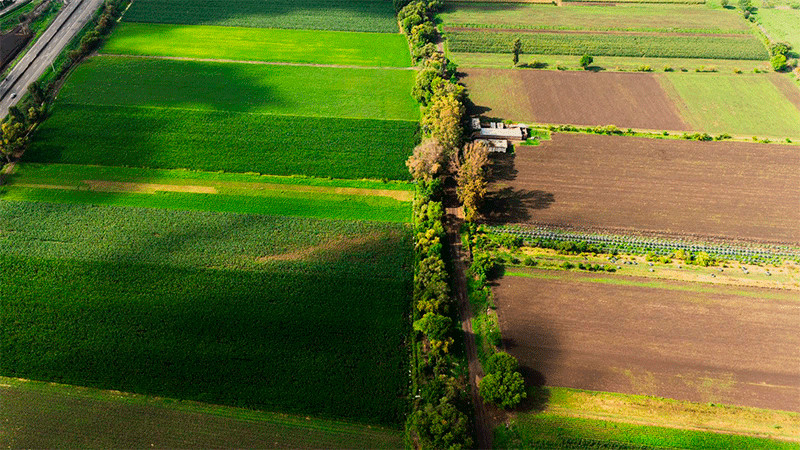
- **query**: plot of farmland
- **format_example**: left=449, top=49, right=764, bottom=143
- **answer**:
left=493, top=269, right=800, bottom=412
left=123, top=0, right=399, bottom=33
left=438, top=3, right=750, bottom=34
left=0, top=378, right=403, bottom=448
left=484, top=133, right=800, bottom=245
left=1, top=164, right=413, bottom=223
left=0, top=201, right=412, bottom=425
left=445, top=30, right=769, bottom=60
left=26, top=105, right=417, bottom=180
left=102, top=23, right=412, bottom=67
left=756, top=9, right=800, bottom=55
left=658, top=72, right=800, bottom=138
left=462, top=69, right=688, bottom=131
left=56, top=56, right=418, bottom=121
left=27, top=56, right=419, bottom=180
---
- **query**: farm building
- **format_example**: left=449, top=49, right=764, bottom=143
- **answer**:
left=475, top=138, right=508, bottom=153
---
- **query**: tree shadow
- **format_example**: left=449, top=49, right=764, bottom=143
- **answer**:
left=518, top=61, right=548, bottom=69
left=481, top=187, right=555, bottom=224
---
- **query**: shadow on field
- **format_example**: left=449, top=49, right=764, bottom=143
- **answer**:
left=498, top=313, right=561, bottom=413
left=481, top=187, right=555, bottom=224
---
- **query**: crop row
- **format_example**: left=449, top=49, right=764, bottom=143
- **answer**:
left=564, top=0, right=704, bottom=3
left=445, top=30, right=769, bottom=60
left=123, top=0, right=399, bottom=33
left=491, top=225, right=800, bottom=263
left=26, top=104, right=418, bottom=180
left=447, top=23, right=750, bottom=35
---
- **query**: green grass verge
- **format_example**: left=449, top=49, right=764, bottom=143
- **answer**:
left=438, top=3, right=749, bottom=34
left=0, top=201, right=412, bottom=426
left=445, top=30, right=769, bottom=60
left=1, top=376, right=404, bottom=448
left=450, top=52, right=772, bottom=72
left=122, top=0, right=399, bottom=33
left=26, top=104, right=418, bottom=180
left=757, top=9, right=800, bottom=55
left=0, top=164, right=412, bottom=223
left=659, top=72, right=800, bottom=138
left=495, top=413, right=797, bottom=449
left=56, top=56, right=419, bottom=121
left=102, top=23, right=411, bottom=67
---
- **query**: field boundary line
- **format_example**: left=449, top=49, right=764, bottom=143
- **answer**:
left=98, top=53, right=416, bottom=70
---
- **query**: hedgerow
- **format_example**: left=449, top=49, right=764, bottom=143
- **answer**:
left=445, top=30, right=769, bottom=60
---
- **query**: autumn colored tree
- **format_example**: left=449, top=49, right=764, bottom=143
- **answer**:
left=422, top=94, right=465, bottom=156
left=451, top=141, right=490, bottom=222
left=407, top=138, right=447, bottom=181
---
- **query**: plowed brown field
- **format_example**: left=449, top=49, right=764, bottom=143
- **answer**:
left=485, top=133, right=800, bottom=245
left=494, top=269, right=800, bottom=412
left=462, top=69, right=689, bottom=131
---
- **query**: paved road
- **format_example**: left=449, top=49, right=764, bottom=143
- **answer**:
left=0, top=0, right=104, bottom=118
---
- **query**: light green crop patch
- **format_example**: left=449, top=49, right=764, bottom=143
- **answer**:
left=659, top=72, right=800, bottom=138
left=102, top=23, right=412, bottom=68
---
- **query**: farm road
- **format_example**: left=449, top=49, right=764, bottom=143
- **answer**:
left=445, top=192, right=493, bottom=449
left=494, top=269, right=800, bottom=412
left=0, top=0, right=105, bottom=118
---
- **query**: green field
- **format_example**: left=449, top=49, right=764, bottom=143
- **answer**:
left=102, top=23, right=412, bottom=67
left=0, top=201, right=412, bottom=425
left=445, top=30, right=769, bottom=60
left=122, top=0, right=398, bottom=33
left=757, top=9, right=800, bottom=55
left=0, top=164, right=413, bottom=223
left=451, top=52, right=772, bottom=72
left=495, top=414, right=798, bottom=449
left=26, top=105, right=417, bottom=179
left=1, top=377, right=404, bottom=448
left=56, top=56, right=419, bottom=121
left=438, top=3, right=749, bottom=34
left=659, top=72, right=800, bottom=137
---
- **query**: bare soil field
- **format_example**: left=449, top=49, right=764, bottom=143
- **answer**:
left=462, top=69, right=689, bottom=131
left=0, top=379, right=402, bottom=448
left=493, top=269, right=800, bottom=412
left=484, top=133, right=800, bottom=245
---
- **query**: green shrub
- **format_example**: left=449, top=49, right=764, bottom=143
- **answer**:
left=771, top=54, right=787, bottom=71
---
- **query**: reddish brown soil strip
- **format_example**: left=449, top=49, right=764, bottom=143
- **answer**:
left=769, top=73, right=800, bottom=112
left=493, top=269, right=800, bottom=412
left=463, top=69, right=689, bottom=131
left=101, top=53, right=416, bottom=71
left=485, top=133, right=800, bottom=245
left=444, top=26, right=747, bottom=38
left=0, top=382, right=401, bottom=448
left=15, top=181, right=217, bottom=194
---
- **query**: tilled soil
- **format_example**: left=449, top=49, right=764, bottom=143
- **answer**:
left=462, top=69, right=689, bottom=131
left=485, top=133, right=800, bottom=245
left=493, top=269, right=800, bottom=412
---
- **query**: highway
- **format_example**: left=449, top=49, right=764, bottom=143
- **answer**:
left=0, top=0, right=105, bottom=118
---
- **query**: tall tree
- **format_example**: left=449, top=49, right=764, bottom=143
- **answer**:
left=422, top=94, right=465, bottom=156
left=0, top=119, right=28, bottom=163
left=451, top=141, right=490, bottom=222
left=512, top=38, right=522, bottom=66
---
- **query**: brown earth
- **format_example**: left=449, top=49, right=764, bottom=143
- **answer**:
left=493, top=269, right=800, bottom=412
left=484, top=133, right=800, bottom=245
left=0, top=380, right=402, bottom=448
left=463, top=69, right=689, bottom=131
